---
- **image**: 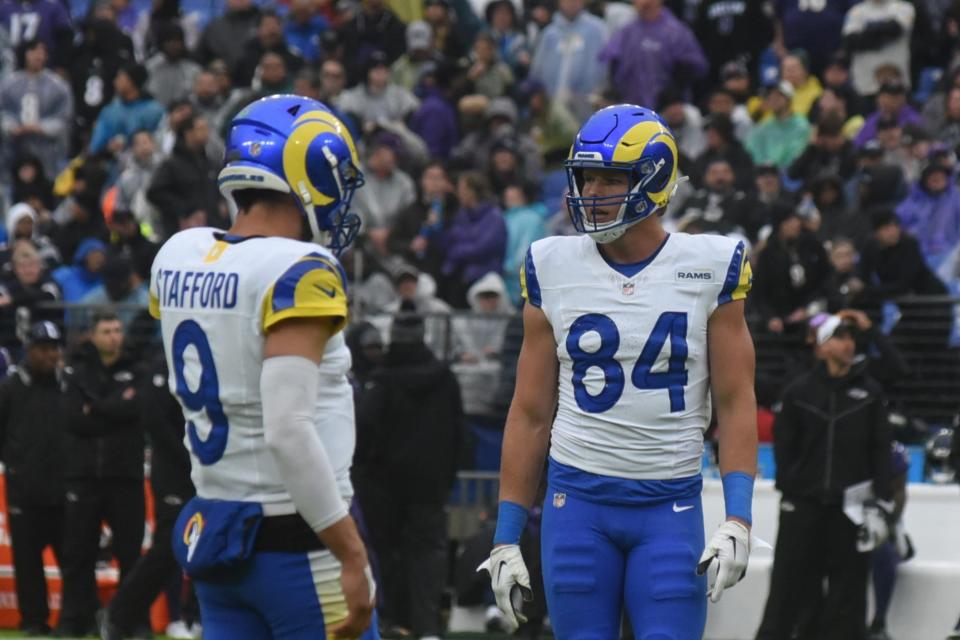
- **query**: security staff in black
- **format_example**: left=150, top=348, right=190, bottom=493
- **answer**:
left=0, top=322, right=66, bottom=635
left=756, top=315, right=892, bottom=640
left=56, top=312, right=145, bottom=637
left=101, top=346, right=196, bottom=639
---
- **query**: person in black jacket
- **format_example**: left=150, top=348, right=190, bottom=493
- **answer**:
left=354, top=305, right=463, bottom=639
left=0, top=322, right=66, bottom=636
left=56, top=311, right=145, bottom=637
left=100, top=346, right=196, bottom=640
left=756, top=314, right=893, bottom=640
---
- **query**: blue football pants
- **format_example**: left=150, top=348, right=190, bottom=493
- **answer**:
left=541, top=489, right=707, bottom=640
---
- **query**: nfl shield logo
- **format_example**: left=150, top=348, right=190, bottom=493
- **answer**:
left=552, top=492, right=566, bottom=508
left=622, top=281, right=635, bottom=296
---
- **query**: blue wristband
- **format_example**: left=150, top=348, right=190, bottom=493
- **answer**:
left=493, top=500, right=529, bottom=545
left=722, top=472, right=754, bottom=525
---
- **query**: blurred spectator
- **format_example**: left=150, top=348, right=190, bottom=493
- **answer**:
left=1, top=202, right=61, bottom=269
left=107, top=209, right=159, bottom=282
left=52, top=238, right=107, bottom=303
left=0, top=0, right=72, bottom=69
left=529, top=0, right=607, bottom=118
left=755, top=163, right=787, bottom=207
left=354, top=304, right=463, bottom=640
left=10, top=155, right=55, bottom=216
left=153, top=98, right=193, bottom=155
left=89, top=62, right=164, bottom=155
left=233, top=11, right=304, bottom=89
left=501, top=183, right=548, bottom=306
left=466, top=31, right=514, bottom=99
left=658, top=90, right=705, bottom=171
left=338, top=51, right=419, bottom=131
left=52, top=186, right=109, bottom=265
left=819, top=237, right=866, bottom=311
left=441, top=171, right=507, bottom=308
left=320, top=58, right=349, bottom=105
left=144, top=23, right=200, bottom=107
left=600, top=0, right=706, bottom=110
left=781, top=51, right=822, bottom=116
left=705, top=87, right=753, bottom=143
left=114, top=130, right=161, bottom=232
left=388, top=161, right=458, bottom=277
left=936, top=86, right=960, bottom=150
left=810, top=174, right=869, bottom=248
left=772, top=0, right=851, bottom=75
left=0, top=321, right=66, bottom=637
left=693, top=0, right=772, bottom=84
left=0, top=243, right=61, bottom=347
left=519, top=78, right=579, bottom=166
left=421, top=0, right=469, bottom=62
left=147, top=113, right=224, bottom=236
left=353, top=137, right=417, bottom=254
left=753, top=202, right=831, bottom=333
left=68, top=17, right=135, bottom=153
left=391, top=21, right=436, bottom=91
left=875, top=115, right=912, bottom=168
left=896, top=162, right=960, bottom=261
left=189, top=70, right=228, bottom=135
left=756, top=313, right=892, bottom=640
left=375, top=262, right=453, bottom=357
left=196, top=0, right=260, bottom=75
left=345, top=321, right=385, bottom=389
left=486, top=138, right=533, bottom=196
left=788, top=114, right=858, bottom=188
left=485, top=0, right=531, bottom=74
left=338, top=0, right=407, bottom=80
left=854, top=161, right=906, bottom=216
left=409, top=61, right=459, bottom=159
left=57, top=312, right=144, bottom=637
left=452, top=97, right=542, bottom=184
left=809, top=85, right=865, bottom=140
left=690, top=114, right=754, bottom=191
left=746, top=81, right=812, bottom=169
left=0, top=39, right=73, bottom=180
left=284, top=0, right=329, bottom=63
left=842, top=0, right=914, bottom=97
left=853, top=79, right=921, bottom=147
left=672, top=159, right=752, bottom=240
left=921, top=67, right=960, bottom=133
left=719, top=60, right=760, bottom=121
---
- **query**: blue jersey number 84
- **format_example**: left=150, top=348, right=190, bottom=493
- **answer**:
left=567, top=311, right=688, bottom=414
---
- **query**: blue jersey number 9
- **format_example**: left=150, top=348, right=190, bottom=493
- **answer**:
left=566, top=312, right=688, bottom=414
left=172, top=320, right=230, bottom=465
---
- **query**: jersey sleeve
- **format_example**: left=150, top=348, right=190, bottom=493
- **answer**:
left=261, top=253, right=349, bottom=333
left=148, top=264, right=161, bottom=319
left=519, top=246, right=542, bottom=308
left=716, top=240, right=752, bottom=306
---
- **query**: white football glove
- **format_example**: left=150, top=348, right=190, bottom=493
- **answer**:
left=697, top=520, right=750, bottom=603
left=477, top=544, right=532, bottom=632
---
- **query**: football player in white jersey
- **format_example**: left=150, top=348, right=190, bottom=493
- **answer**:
left=149, top=95, right=375, bottom=639
left=482, top=105, right=759, bottom=638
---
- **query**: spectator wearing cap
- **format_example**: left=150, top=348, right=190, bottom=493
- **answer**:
left=0, top=243, right=62, bottom=349
left=705, top=87, right=753, bottom=143
left=842, top=0, right=914, bottom=97
left=693, top=0, right=772, bottom=84
left=853, top=80, right=922, bottom=147
left=88, top=62, right=164, bottom=155
left=338, top=51, right=419, bottom=131
left=788, top=113, right=858, bottom=188
left=144, top=24, right=200, bottom=107
left=339, top=0, right=407, bottom=80
left=284, top=0, right=329, bottom=63
left=440, top=172, right=507, bottom=308
left=501, top=183, right=548, bottom=307
left=753, top=201, right=831, bottom=334
left=466, top=31, right=515, bottom=99
left=771, top=0, right=851, bottom=75
left=755, top=163, right=788, bottom=208
left=1, top=202, right=61, bottom=270
left=719, top=61, right=759, bottom=116
left=0, top=321, right=67, bottom=636
left=657, top=89, right=706, bottom=170
left=374, top=262, right=453, bottom=357
left=196, top=0, right=260, bottom=73
left=520, top=78, right=580, bottom=166
left=896, top=162, right=960, bottom=261
left=485, top=0, right=531, bottom=74
left=353, top=136, right=418, bottom=255
left=690, top=114, right=754, bottom=192
left=530, top=0, right=608, bottom=119
left=389, top=161, right=458, bottom=279
left=875, top=114, right=912, bottom=169
left=600, top=0, right=706, bottom=113
left=781, top=51, right=822, bottom=116
left=391, top=21, right=437, bottom=91
left=0, top=39, right=73, bottom=181
left=746, top=81, right=812, bottom=169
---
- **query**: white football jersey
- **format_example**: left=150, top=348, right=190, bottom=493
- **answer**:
left=521, top=232, right=751, bottom=480
left=150, top=227, right=354, bottom=514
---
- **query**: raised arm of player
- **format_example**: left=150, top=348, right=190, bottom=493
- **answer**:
left=698, top=297, right=758, bottom=602
left=262, top=317, right=374, bottom=638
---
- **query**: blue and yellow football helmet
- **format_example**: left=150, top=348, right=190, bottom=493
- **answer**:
left=565, top=105, right=680, bottom=243
left=218, top=94, right=364, bottom=254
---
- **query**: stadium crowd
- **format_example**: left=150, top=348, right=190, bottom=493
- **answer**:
left=0, top=0, right=958, bottom=636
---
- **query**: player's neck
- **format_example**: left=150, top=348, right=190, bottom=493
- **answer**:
left=597, top=217, right=667, bottom=265
left=229, top=203, right=303, bottom=241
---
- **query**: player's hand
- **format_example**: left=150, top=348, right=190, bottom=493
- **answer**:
left=330, top=561, right=376, bottom=638
left=697, top=520, right=750, bottom=603
left=477, top=544, right=532, bottom=632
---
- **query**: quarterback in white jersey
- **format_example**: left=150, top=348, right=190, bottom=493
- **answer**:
left=483, top=105, right=758, bottom=639
left=151, top=95, right=375, bottom=639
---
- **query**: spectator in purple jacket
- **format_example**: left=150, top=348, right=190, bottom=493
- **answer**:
left=409, top=62, right=459, bottom=159
left=853, top=79, right=922, bottom=147
left=896, top=162, right=960, bottom=262
left=599, top=0, right=707, bottom=108
left=440, top=172, right=507, bottom=308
